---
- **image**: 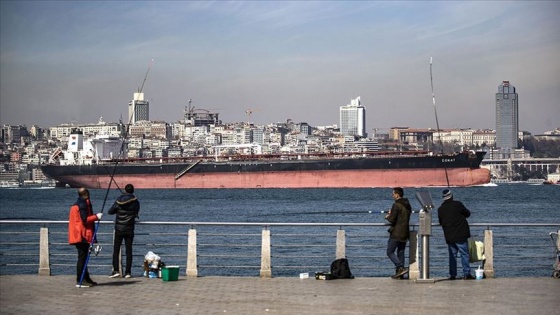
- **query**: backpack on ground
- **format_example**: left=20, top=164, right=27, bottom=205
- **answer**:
left=330, top=258, right=354, bottom=279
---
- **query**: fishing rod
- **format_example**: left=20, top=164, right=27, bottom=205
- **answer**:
left=79, top=59, right=154, bottom=286
left=430, top=56, right=450, bottom=188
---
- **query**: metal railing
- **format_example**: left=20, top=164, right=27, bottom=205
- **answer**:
left=0, top=221, right=558, bottom=278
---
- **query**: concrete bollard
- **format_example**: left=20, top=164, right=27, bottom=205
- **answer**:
left=484, top=229, right=494, bottom=278
left=38, top=227, right=51, bottom=276
left=260, top=228, right=272, bottom=278
left=186, top=228, right=198, bottom=277
left=408, top=230, right=419, bottom=280
left=336, top=229, right=346, bottom=259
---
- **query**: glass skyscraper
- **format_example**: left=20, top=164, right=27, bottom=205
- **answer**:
left=495, top=81, right=518, bottom=149
left=128, top=92, right=150, bottom=124
left=340, top=96, right=366, bottom=138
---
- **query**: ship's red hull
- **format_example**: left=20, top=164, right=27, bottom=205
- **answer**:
left=55, top=167, right=490, bottom=189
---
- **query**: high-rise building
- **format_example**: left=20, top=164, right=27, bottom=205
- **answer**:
left=128, top=92, right=149, bottom=124
left=495, top=81, right=519, bottom=149
left=340, top=96, right=366, bottom=138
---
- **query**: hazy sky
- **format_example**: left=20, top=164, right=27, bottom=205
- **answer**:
left=1, top=1, right=559, bottom=134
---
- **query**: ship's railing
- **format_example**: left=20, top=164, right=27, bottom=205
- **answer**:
left=93, top=150, right=438, bottom=165
left=0, top=221, right=558, bottom=278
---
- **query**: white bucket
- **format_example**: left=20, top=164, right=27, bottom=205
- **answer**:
left=475, top=269, right=484, bottom=280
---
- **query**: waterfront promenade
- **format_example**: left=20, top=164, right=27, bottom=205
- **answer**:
left=1, top=275, right=558, bottom=315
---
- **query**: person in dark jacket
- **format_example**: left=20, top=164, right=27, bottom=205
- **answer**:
left=68, top=187, right=103, bottom=287
left=108, top=184, right=140, bottom=278
left=384, top=187, right=412, bottom=279
left=438, top=189, right=474, bottom=280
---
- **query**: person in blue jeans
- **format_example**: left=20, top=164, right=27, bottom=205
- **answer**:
left=438, top=189, right=474, bottom=280
left=384, top=187, right=412, bottom=279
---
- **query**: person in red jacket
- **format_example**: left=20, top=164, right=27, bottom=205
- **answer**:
left=68, top=188, right=103, bottom=288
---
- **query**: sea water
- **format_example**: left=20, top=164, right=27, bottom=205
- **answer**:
left=1, top=184, right=559, bottom=277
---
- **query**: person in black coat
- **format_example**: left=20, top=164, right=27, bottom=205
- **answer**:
left=108, top=184, right=140, bottom=278
left=437, top=189, right=474, bottom=280
left=385, top=187, right=412, bottom=279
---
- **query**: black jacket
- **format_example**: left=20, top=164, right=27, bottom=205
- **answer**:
left=108, top=193, right=140, bottom=232
left=438, top=199, right=471, bottom=244
left=386, top=198, right=412, bottom=242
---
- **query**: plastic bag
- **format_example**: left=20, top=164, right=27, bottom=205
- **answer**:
left=144, top=251, right=160, bottom=262
left=468, top=238, right=485, bottom=263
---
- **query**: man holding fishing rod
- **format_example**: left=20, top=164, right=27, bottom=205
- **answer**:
left=384, top=187, right=412, bottom=279
left=108, top=183, right=140, bottom=278
left=68, top=188, right=103, bottom=288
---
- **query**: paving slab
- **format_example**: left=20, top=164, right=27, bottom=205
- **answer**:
left=1, top=275, right=559, bottom=315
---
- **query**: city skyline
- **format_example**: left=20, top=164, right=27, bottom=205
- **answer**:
left=1, top=2, right=559, bottom=134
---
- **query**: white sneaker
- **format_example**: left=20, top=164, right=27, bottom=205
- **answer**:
left=76, top=282, right=91, bottom=288
left=109, top=271, right=121, bottom=278
left=125, top=274, right=131, bottom=279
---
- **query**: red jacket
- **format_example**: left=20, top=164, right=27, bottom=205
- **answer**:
left=68, top=197, right=97, bottom=245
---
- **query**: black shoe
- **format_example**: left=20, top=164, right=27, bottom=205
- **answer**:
left=463, top=274, right=475, bottom=280
left=448, top=276, right=457, bottom=280
left=84, top=279, right=97, bottom=286
left=391, top=267, right=408, bottom=279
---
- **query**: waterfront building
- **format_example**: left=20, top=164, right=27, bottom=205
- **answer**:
left=496, top=81, right=519, bottom=149
left=128, top=121, right=170, bottom=139
left=128, top=92, right=149, bottom=124
left=390, top=127, right=434, bottom=143
left=49, top=121, right=123, bottom=141
left=1, top=125, right=29, bottom=144
left=340, top=96, right=366, bottom=138
left=472, top=129, right=496, bottom=147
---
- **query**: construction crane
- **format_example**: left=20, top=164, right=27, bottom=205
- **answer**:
left=245, top=108, right=261, bottom=126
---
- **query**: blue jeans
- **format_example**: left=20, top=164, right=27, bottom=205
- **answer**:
left=447, top=241, right=471, bottom=277
left=387, top=238, right=406, bottom=268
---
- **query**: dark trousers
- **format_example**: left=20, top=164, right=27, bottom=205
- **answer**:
left=387, top=238, right=406, bottom=268
left=112, top=230, right=134, bottom=275
left=75, top=242, right=91, bottom=283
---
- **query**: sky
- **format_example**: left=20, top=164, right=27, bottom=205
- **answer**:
left=1, top=1, right=559, bottom=135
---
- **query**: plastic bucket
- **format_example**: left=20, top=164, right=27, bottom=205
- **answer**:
left=475, top=269, right=484, bottom=280
left=162, top=266, right=180, bottom=281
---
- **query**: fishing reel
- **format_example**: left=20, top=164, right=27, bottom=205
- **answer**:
left=92, top=245, right=102, bottom=256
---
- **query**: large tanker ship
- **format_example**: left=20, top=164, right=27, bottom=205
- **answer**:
left=41, top=148, right=490, bottom=189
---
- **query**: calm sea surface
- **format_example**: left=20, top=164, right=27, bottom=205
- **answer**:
left=1, top=184, right=559, bottom=278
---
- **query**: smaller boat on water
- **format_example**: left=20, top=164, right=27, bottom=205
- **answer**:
left=0, top=181, right=20, bottom=188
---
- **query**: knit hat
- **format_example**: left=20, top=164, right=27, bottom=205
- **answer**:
left=442, top=189, right=453, bottom=200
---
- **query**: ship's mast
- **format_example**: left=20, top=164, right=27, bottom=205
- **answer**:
left=430, top=56, right=450, bottom=187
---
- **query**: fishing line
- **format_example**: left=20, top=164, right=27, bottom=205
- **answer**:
left=430, top=56, right=450, bottom=188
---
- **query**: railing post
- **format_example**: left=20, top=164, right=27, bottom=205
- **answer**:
left=336, top=229, right=346, bottom=259
left=408, top=230, right=419, bottom=280
left=484, top=229, right=494, bottom=278
left=260, top=228, right=272, bottom=278
left=38, top=227, right=50, bottom=276
left=186, top=228, right=198, bottom=277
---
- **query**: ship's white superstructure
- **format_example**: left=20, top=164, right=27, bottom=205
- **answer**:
left=58, top=131, right=126, bottom=166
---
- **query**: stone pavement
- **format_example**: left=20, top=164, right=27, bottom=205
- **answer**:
left=1, top=275, right=559, bottom=315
